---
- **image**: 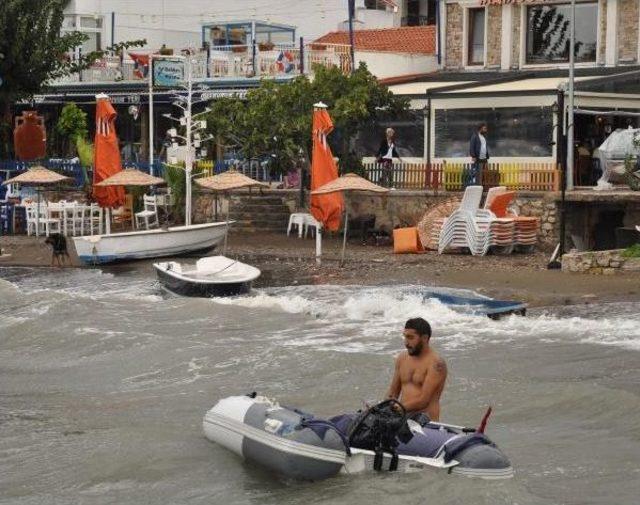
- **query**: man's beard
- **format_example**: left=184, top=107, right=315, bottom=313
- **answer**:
left=406, top=341, right=423, bottom=356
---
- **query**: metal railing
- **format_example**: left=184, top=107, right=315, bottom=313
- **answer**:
left=51, top=42, right=355, bottom=85
left=362, top=161, right=561, bottom=192
left=197, top=159, right=283, bottom=183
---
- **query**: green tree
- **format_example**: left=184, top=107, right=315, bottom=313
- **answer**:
left=206, top=63, right=408, bottom=175
left=56, top=103, right=88, bottom=148
left=56, top=103, right=93, bottom=184
left=0, top=0, right=145, bottom=157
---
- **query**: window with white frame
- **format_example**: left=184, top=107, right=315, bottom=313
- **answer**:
left=526, top=2, right=597, bottom=64
left=467, top=7, right=485, bottom=66
left=62, top=14, right=104, bottom=54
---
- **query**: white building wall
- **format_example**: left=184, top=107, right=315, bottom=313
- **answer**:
left=65, top=0, right=399, bottom=50
left=356, top=50, right=438, bottom=79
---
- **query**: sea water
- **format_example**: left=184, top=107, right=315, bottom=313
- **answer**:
left=1, top=267, right=639, bottom=505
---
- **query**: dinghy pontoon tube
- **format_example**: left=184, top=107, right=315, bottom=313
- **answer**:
left=203, top=395, right=513, bottom=480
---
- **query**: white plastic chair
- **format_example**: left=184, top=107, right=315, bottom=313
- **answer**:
left=135, top=195, right=159, bottom=230
left=438, top=186, right=495, bottom=256
left=287, top=212, right=308, bottom=238
left=25, top=204, right=38, bottom=236
left=39, top=204, right=62, bottom=237
left=62, top=203, right=76, bottom=236
left=63, top=203, right=84, bottom=236
left=86, top=204, right=103, bottom=235
left=303, top=214, right=321, bottom=238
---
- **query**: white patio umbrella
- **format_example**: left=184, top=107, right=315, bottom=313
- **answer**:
left=311, top=173, right=388, bottom=265
left=194, top=170, right=267, bottom=254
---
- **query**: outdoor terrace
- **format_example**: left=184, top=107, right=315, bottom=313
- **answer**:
left=52, top=43, right=352, bottom=86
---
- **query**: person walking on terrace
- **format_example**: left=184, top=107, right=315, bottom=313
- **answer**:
left=469, top=123, right=490, bottom=185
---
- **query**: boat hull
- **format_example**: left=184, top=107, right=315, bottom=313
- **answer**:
left=72, top=222, right=228, bottom=265
left=154, top=266, right=253, bottom=297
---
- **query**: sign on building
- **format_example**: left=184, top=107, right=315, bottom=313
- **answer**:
left=153, top=59, right=185, bottom=88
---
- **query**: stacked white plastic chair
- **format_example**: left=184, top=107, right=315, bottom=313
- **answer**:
left=438, top=186, right=495, bottom=256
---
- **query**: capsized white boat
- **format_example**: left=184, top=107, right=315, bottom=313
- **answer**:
left=153, top=255, right=261, bottom=297
left=204, top=395, right=514, bottom=480
left=73, top=222, right=229, bottom=265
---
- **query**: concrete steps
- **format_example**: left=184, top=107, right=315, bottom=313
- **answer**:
left=228, top=195, right=291, bottom=233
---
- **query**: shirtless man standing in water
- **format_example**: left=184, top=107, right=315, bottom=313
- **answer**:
left=385, top=318, right=447, bottom=421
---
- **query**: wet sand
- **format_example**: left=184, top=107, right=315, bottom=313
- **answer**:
left=2, top=232, right=639, bottom=308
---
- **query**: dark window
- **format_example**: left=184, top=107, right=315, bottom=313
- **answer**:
left=467, top=8, right=485, bottom=66
left=365, top=0, right=388, bottom=10
left=427, top=0, right=437, bottom=25
left=526, top=3, right=597, bottom=64
left=434, top=107, right=553, bottom=158
left=403, top=0, right=431, bottom=25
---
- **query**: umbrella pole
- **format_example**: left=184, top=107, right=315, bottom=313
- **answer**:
left=316, top=225, right=322, bottom=265
left=106, top=207, right=111, bottom=235
left=223, top=192, right=229, bottom=256
left=340, top=207, right=348, bottom=267
left=36, top=188, right=41, bottom=237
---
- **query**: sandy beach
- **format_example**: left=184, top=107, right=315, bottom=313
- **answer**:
left=2, top=232, right=639, bottom=308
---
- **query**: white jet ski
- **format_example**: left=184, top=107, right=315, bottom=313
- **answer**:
left=203, top=395, right=513, bottom=480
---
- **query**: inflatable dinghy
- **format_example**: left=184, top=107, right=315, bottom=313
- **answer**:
left=203, top=395, right=513, bottom=480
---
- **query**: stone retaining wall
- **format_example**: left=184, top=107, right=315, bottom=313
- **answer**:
left=562, top=249, right=640, bottom=274
left=193, top=189, right=560, bottom=249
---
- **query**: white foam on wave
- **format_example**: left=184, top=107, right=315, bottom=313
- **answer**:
left=0, top=267, right=162, bottom=305
left=213, top=285, right=640, bottom=353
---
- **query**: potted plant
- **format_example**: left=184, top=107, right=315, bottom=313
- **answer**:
left=258, top=41, right=275, bottom=51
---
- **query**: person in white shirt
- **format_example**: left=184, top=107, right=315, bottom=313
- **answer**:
left=469, top=123, right=490, bottom=185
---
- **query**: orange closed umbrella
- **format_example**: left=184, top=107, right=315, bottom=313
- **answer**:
left=310, top=103, right=343, bottom=231
left=93, top=94, right=125, bottom=209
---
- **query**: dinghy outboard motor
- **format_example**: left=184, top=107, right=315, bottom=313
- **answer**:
left=347, top=399, right=413, bottom=471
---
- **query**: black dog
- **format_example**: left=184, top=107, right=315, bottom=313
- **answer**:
left=44, top=233, right=70, bottom=267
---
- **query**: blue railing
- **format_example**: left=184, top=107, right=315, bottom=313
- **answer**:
left=0, top=158, right=286, bottom=187
left=0, top=159, right=168, bottom=188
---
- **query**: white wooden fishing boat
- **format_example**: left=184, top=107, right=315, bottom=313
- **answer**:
left=154, top=255, right=261, bottom=297
left=73, top=222, right=229, bottom=265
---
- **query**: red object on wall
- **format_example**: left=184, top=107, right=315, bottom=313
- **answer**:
left=14, top=111, right=47, bottom=160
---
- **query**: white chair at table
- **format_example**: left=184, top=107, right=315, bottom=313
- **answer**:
left=135, top=194, right=159, bottom=230
left=85, top=203, right=103, bottom=235
left=39, top=203, right=62, bottom=237
left=25, top=203, right=38, bottom=236
left=63, top=202, right=83, bottom=236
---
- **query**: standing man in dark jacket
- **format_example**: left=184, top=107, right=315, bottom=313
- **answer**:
left=376, top=128, right=401, bottom=187
left=469, top=123, right=489, bottom=185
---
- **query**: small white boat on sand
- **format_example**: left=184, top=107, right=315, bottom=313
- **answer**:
left=154, top=255, right=261, bottom=297
left=73, top=222, right=229, bottom=265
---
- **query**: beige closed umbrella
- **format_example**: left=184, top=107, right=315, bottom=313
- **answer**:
left=3, top=166, right=73, bottom=236
left=195, top=170, right=267, bottom=254
left=311, top=173, right=388, bottom=265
